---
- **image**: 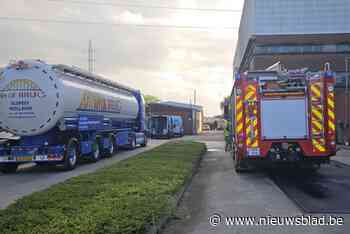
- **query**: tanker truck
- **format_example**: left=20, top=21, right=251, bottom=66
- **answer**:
left=0, top=60, right=147, bottom=173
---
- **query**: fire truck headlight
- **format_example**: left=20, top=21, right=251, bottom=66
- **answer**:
left=296, top=147, right=301, bottom=152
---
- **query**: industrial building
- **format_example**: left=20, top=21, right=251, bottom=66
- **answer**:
left=148, top=101, right=203, bottom=135
left=234, top=0, right=350, bottom=143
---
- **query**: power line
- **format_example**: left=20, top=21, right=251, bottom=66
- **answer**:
left=48, top=0, right=242, bottom=13
left=0, top=16, right=237, bottom=30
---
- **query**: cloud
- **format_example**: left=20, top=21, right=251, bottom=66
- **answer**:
left=0, top=0, right=244, bottom=116
left=115, top=11, right=145, bottom=24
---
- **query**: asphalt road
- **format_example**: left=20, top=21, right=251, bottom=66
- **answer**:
left=163, top=131, right=350, bottom=234
left=0, top=138, right=169, bottom=209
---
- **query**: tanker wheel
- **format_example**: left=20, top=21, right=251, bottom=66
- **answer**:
left=105, top=135, right=116, bottom=158
left=141, top=136, right=147, bottom=147
left=0, top=163, right=19, bottom=174
left=129, top=136, right=136, bottom=150
left=91, top=138, right=102, bottom=162
left=63, top=140, right=78, bottom=171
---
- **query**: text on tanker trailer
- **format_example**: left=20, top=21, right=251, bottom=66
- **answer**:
left=0, top=60, right=147, bottom=173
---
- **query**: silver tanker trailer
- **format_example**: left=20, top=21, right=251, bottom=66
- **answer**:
left=0, top=60, right=147, bottom=173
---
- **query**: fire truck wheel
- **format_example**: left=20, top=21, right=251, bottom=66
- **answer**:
left=0, top=163, right=18, bottom=174
left=234, top=155, right=248, bottom=173
left=234, top=160, right=243, bottom=173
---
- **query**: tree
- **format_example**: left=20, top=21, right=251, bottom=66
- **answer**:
left=143, top=95, right=160, bottom=104
left=143, top=95, right=161, bottom=117
left=220, top=96, right=231, bottom=112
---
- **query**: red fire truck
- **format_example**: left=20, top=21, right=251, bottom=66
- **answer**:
left=230, top=63, right=336, bottom=172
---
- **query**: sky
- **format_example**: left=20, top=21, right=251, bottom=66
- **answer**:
left=0, top=0, right=244, bottom=117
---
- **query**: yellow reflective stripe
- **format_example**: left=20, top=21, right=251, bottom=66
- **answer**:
left=312, top=108, right=323, bottom=121
left=236, top=112, right=243, bottom=122
left=245, top=92, right=255, bottom=100
left=312, top=139, right=326, bottom=152
left=246, top=138, right=251, bottom=146
left=312, top=120, right=323, bottom=131
left=251, top=141, right=258, bottom=148
left=315, top=144, right=326, bottom=152
left=247, top=85, right=256, bottom=92
left=237, top=123, right=243, bottom=133
left=328, top=99, right=335, bottom=109
left=328, top=121, right=335, bottom=131
left=311, top=85, right=321, bottom=97
left=236, top=100, right=243, bottom=110
left=328, top=110, right=335, bottom=120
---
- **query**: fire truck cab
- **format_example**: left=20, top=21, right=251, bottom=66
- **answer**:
left=230, top=63, right=336, bottom=172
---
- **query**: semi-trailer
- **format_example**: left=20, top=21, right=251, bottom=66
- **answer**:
left=228, top=63, right=336, bottom=172
left=0, top=60, right=147, bottom=173
left=150, top=115, right=184, bottom=138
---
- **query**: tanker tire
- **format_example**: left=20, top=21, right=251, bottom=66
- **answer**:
left=141, top=136, right=147, bottom=147
left=63, top=140, right=78, bottom=171
left=91, top=139, right=102, bottom=162
left=129, top=137, right=136, bottom=150
left=0, top=164, right=18, bottom=174
left=105, top=136, right=116, bottom=158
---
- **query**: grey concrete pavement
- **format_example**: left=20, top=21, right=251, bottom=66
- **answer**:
left=0, top=139, right=169, bottom=209
left=162, top=132, right=349, bottom=234
left=333, top=148, right=350, bottom=166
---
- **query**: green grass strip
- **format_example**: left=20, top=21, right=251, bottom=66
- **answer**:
left=0, top=141, right=206, bottom=234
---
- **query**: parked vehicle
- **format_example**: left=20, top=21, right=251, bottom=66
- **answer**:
left=202, top=124, right=210, bottom=131
left=0, top=60, right=147, bottom=173
left=172, top=116, right=184, bottom=137
left=228, top=63, right=336, bottom=172
left=150, top=115, right=183, bottom=138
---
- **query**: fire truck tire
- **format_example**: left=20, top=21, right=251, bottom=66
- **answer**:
left=234, top=154, right=249, bottom=173
left=0, top=164, right=18, bottom=174
left=235, top=160, right=244, bottom=173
